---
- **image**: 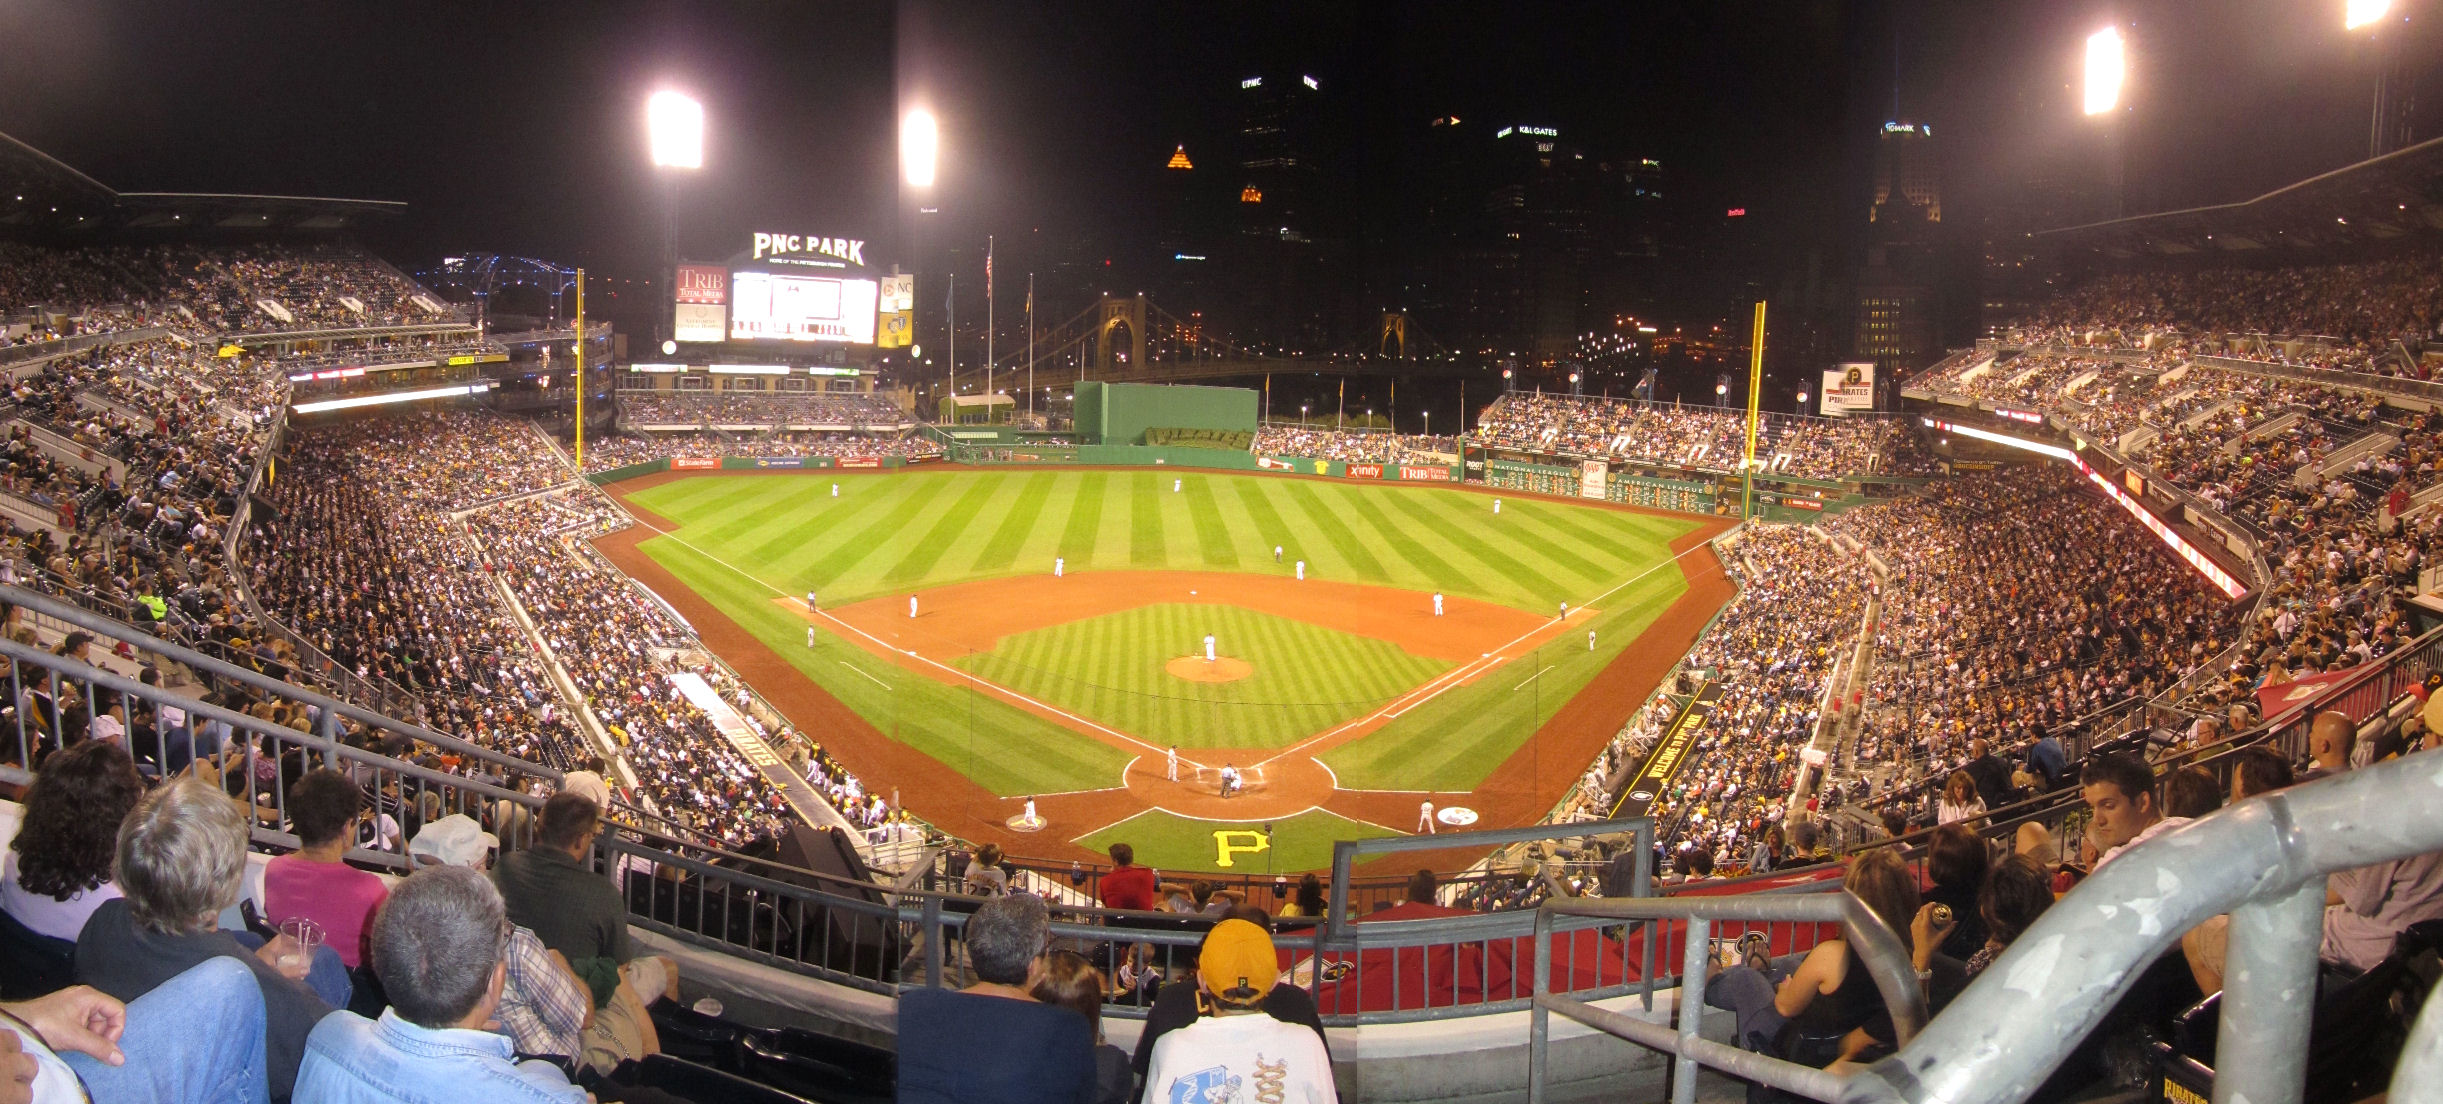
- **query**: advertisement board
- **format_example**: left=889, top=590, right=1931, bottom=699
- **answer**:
left=1346, top=463, right=1384, bottom=479
left=729, top=272, right=879, bottom=344
left=670, top=457, right=720, bottom=470
left=673, top=265, right=728, bottom=344
left=1397, top=465, right=1453, bottom=482
left=837, top=457, right=882, bottom=469
left=1823, top=362, right=1876, bottom=415
left=1580, top=459, right=1608, bottom=499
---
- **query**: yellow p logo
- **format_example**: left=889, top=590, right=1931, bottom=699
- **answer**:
left=1213, top=830, right=1269, bottom=868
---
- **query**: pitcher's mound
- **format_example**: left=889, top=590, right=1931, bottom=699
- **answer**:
left=1167, top=656, right=1253, bottom=683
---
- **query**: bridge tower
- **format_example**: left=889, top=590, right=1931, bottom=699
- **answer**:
left=1093, top=294, right=1147, bottom=378
left=1378, top=312, right=1410, bottom=360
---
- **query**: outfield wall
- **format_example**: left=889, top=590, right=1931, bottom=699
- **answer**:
left=1074, top=380, right=1259, bottom=445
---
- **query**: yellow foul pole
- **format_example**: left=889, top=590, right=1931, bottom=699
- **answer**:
left=1741, top=299, right=1766, bottom=520
left=573, top=269, right=586, bottom=470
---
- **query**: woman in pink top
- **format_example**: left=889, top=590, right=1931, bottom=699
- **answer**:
left=261, top=768, right=389, bottom=970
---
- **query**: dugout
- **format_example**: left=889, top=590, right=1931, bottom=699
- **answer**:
left=1073, top=381, right=1257, bottom=446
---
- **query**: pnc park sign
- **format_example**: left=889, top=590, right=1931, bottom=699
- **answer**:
left=750, top=232, right=866, bottom=266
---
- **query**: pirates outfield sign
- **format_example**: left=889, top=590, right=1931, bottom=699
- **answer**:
left=751, top=233, right=866, bottom=266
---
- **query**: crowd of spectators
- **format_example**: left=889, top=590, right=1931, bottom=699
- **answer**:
left=1250, top=426, right=1455, bottom=464
left=2026, top=256, right=2443, bottom=351
left=1828, top=466, right=2248, bottom=823
left=2, top=241, right=456, bottom=341
left=577, top=428, right=946, bottom=472
left=619, top=389, right=907, bottom=429
left=1476, top=392, right=1931, bottom=479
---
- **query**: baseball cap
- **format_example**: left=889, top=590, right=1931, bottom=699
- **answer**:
left=1197, top=919, right=1279, bottom=1007
left=408, top=814, right=499, bottom=868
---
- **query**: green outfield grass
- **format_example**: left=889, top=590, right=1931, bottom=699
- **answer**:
left=1074, top=807, right=1401, bottom=875
left=952, top=604, right=1450, bottom=751
left=624, top=469, right=1694, bottom=614
left=623, top=468, right=1705, bottom=806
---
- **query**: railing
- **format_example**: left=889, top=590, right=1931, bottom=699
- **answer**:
left=0, top=327, right=172, bottom=369
left=1528, top=890, right=1926, bottom=1104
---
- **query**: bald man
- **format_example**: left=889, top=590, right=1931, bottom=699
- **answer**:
left=2299, top=710, right=2356, bottom=784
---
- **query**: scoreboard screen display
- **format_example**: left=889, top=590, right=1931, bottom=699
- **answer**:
left=729, top=271, right=878, bottom=344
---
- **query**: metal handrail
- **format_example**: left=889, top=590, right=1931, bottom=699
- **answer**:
left=1842, top=753, right=2443, bottom=1104
left=1529, top=889, right=1927, bottom=1104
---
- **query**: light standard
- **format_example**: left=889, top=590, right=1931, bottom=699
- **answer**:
left=901, top=108, right=940, bottom=389
left=647, top=90, right=704, bottom=354
left=1797, top=390, right=1811, bottom=414
left=2350, top=1, right=2407, bottom=157
left=2084, top=26, right=2127, bottom=218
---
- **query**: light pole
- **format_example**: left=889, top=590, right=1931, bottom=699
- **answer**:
left=2084, top=26, right=2127, bottom=219
left=2350, top=1, right=2407, bottom=157
left=647, top=91, right=704, bottom=355
left=901, top=107, right=940, bottom=394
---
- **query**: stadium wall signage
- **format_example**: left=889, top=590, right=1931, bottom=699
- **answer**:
left=670, top=457, right=721, bottom=470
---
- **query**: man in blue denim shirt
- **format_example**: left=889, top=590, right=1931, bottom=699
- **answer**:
left=293, top=866, right=585, bottom=1103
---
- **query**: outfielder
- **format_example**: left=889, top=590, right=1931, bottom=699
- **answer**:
left=1274, top=545, right=1283, bottom=563
left=807, top=626, right=816, bottom=648
left=831, top=483, right=839, bottom=497
left=1166, top=745, right=1179, bottom=781
left=1295, top=560, right=1305, bottom=581
left=1055, top=556, right=1064, bottom=577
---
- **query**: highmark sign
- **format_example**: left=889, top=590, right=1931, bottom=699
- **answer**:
left=750, top=233, right=866, bottom=266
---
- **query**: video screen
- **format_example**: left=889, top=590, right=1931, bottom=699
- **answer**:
left=729, top=271, right=878, bottom=344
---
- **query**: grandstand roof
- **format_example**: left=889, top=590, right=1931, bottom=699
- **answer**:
left=0, top=131, right=404, bottom=236
left=2034, top=135, right=2443, bottom=260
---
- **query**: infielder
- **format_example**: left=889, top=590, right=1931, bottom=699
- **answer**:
left=805, top=590, right=817, bottom=610
left=807, top=626, right=817, bottom=649
left=1418, top=801, right=1436, bottom=834
left=1588, top=629, right=1597, bottom=651
left=1055, top=556, right=1064, bottom=577
left=909, top=595, right=919, bottom=618
left=1432, top=593, right=1444, bottom=616
left=1558, top=600, right=1568, bottom=620
left=1166, top=745, right=1179, bottom=781
left=1204, top=634, right=1217, bottom=662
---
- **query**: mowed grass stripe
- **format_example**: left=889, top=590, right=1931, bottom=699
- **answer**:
left=968, top=471, right=1058, bottom=573
left=1383, top=490, right=1570, bottom=607
left=1335, top=485, right=1473, bottom=598
left=1516, top=500, right=1679, bottom=568
left=696, top=479, right=828, bottom=549
left=1128, top=472, right=1167, bottom=566
left=794, top=476, right=955, bottom=591
left=1180, top=477, right=1240, bottom=566
left=1058, top=471, right=1109, bottom=564
left=1418, top=491, right=1616, bottom=584
left=1227, top=477, right=1301, bottom=567
left=882, top=473, right=1007, bottom=585
left=1280, top=481, right=1389, bottom=579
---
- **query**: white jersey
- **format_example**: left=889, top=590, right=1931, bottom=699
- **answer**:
left=1143, top=1012, right=1335, bottom=1104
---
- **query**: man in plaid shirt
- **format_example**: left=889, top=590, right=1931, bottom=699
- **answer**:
left=411, top=815, right=591, bottom=1060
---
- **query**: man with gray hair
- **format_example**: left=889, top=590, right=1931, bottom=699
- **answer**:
left=74, top=774, right=335, bottom=1101
left=896, top=893, right=1097, bottom=1103
left=294, top=865, right=586, bottom=1102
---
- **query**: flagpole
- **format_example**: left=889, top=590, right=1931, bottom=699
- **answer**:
left=947, top=272, right=956, bottom=397
left=985, top=235, right=995, bottom=416
left=1026, top=272, right=1035, bottom=422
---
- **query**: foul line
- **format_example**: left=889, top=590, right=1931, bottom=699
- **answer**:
left=1256, top=534, right=1727, bottom=770
left=836, top=660, right=892, bottom=690
left=1510, top=665, right=1555, bottom=692
left=618, top=509, right=1185, bottom=765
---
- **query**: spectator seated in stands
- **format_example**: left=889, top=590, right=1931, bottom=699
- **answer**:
left=294, top=866, right=587, bottom=1103
left=897, top=892, right=1098, bottom=1104
left=3, top=740, right=144, bottom=965
left=491, top=792, right=675, bottom=1076
left=1920, top=826, right=1991, bottom=963
left=1141, top=918, right=1338, bottom=1104
left=1097, top=842, right=1156, bottom=912
left=407, top=813, right=590, bottom=1063
left=2081, top=752, right=2186, bottom=871
left=1703, top=849, right=1920, bottom=1069
left=262, top=769, right=389, bottom=976
left=1029, top=948, right=1133, bottom=1104
left=72, top=774, right=337, bottom=1101
left=1, top=957, right=274, bottom=1104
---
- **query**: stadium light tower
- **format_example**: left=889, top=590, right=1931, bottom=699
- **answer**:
left=2083, top=28, right=2124, bottom=115
left=2350, top=1, right=2410, bottom=157
left=901, top=108, right=941, bottom=390
left=901, top=108, right=939, bottom=187
left=646, top=90, right=703, bottom=359
left=2347, top=0, right=2390, bottom=30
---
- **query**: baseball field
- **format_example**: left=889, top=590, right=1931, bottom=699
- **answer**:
left=593, top=466, right=1733, bottom=873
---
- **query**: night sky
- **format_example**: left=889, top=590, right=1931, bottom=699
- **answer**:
left=0, top=1, right=2432, bottom=331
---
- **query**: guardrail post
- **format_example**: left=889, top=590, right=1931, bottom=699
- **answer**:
left=1635, top=818, right=1657, bottom=1011
left=1674, top=915, right=1709, bottom=1104
left=1529, top=905, right=1554, bottom=1104
left=316, top=704, right=340, bottom=768
left=2213, top=879, right=2324, bottom=1104
left=920, top=894, right=944, bottom=989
